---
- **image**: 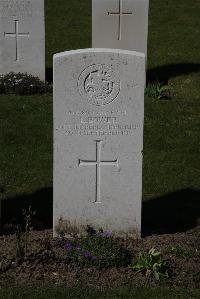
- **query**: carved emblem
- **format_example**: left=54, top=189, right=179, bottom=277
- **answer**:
left=78, top=64, right=120, bottom=106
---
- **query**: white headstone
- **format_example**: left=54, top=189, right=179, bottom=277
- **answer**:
left=0, top=0, right=45, bottom=80
left=54, top=48, right=145, bottom=237
left=92, top=0, right=149, bottom=57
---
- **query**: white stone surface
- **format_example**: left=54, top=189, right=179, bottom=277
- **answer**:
left=92, top=0, right=149, bottom=57
left=0, top=0, right=45, bottom=80
left=53, top=48, right=145, bottom=237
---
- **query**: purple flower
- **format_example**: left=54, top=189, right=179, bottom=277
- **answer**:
left=83, top=250, right=96, bottom=260
left=100, top=230, right=112, bottom=237
left=76, top=244, right=82, bottom=251
left=83, top=251, right=92, bottom=258
left=64, top=241, right=73, bottom=251
left=91, top=255, right=97, bottom=260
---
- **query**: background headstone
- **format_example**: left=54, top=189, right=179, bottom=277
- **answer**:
left=54, top=48, right=145, bottom=237
left=92, top=0, right=149, bottom=57
left=0, top=0, right=45, bottom=80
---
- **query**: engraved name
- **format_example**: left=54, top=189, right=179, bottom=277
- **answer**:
left=57, top=109, right=139, bottom=136
left=80, top=116, right=117, bottom=124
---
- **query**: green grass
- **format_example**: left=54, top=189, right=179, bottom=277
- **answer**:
left=165, top=245, right=194, bottom=258
left=148, top=0, right=200, bottom=69
left=0, top=287, right=199, bottom=299
left=0, top=0, right=199, bottom=202
left=45, top=0, right=91, bottom=69
left=0, top=94, right=52, bottom=199
left=0, top=0, right=199, bottom=295
left=143, top=89, right=200, bottom=198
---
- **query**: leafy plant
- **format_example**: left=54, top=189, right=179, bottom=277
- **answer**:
left=64, top=228, right=131, bottom=269
left=145, top=82, right=170, bottom=100
left=40, top=233, right=52, bottom=251
left=0, top=258, right=11, bottom=272
left=0, top=72, right=52, bottom=95
left=166, top=245, right=193, bottom=258
left=130, top=248, right=169, bottom=280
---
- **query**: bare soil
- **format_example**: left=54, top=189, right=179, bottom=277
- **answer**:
left=0, top=226, right=199, bottom=289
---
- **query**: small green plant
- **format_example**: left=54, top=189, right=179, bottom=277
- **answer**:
left=0, top=72, right=52, bottom=95
left=166, top=245, right=193, bottom=258
left=145, top=82, right=170, bottom=100
left=23, top=205, right=36, bottom=255
left=55, top=217, right=79, bottom=237
left=64, top=228, right=131, bottom=269
left=0, top=258, right=11, bottom=272
left=40, top=233, right=52, bottom=251
left=15, top=206, right=36, bottom=258
left=130, top=248, right=169, bottom=281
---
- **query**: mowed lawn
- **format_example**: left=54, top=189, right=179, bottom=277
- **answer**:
left=0, top=0, right=200, bottom=297
left=0, top=286, right=200, bottom=299
left=0, top=0, right=199, bottom=202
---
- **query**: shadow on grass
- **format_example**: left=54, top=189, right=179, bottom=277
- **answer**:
left=46, top=63, right=200, bottom=84
left=46, top=67, right=53, bottom=83
left=1, top=188, right=53, bottom=234
left=1, top=188, right=199, bottom=236
left=142, top=188, right=200, bottom=236
left=147, top=63, right=200, bottom=84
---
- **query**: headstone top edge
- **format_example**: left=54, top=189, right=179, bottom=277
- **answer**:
left=53, top=48, right=145, bottom=60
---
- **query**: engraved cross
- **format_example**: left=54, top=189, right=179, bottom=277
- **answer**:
left=4, top=20, right=29, bottom=61
left=108, top=0, right=133, bottom=40
left=79, top=140, right=118, bottom=203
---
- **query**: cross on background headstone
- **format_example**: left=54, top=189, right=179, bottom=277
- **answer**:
left=108, top=0, right=133, bottom=40
left=92, top=0, right=149, bottom=59
left=79, top=140, right=118, bottom=204
left=4, top=20, right=29, bottom=61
